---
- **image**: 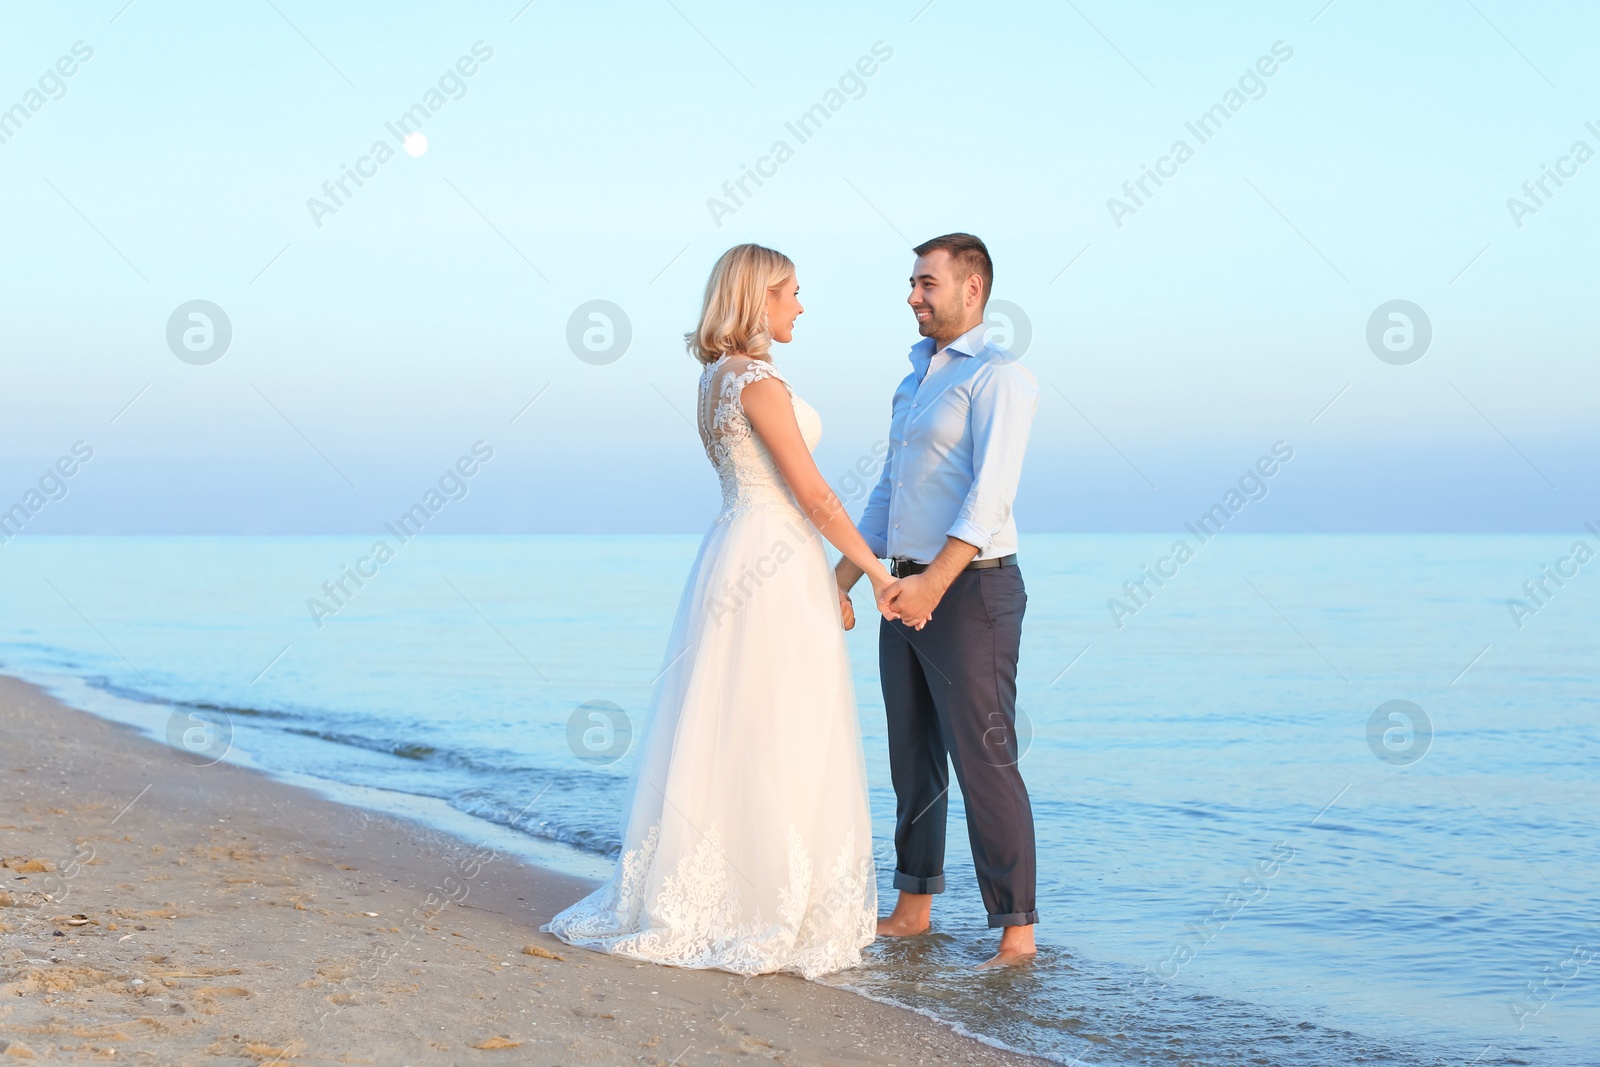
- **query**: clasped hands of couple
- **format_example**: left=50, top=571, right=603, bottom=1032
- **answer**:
left=838, top=568, right=944, bottom=632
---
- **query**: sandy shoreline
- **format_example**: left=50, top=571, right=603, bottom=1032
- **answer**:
left=0, top=675, right=1051, bottom=1065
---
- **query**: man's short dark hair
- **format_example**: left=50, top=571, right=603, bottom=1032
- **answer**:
left=913, top=232, right=993, bottom=306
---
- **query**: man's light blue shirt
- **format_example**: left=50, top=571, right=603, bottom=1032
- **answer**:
left=858, top=321, right=1039, bottom=564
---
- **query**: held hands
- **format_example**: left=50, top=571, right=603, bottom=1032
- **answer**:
left=868, top=569, right=903, bottom=625
left=837, top=571, right=907, bottom=630
left=879, top=571, right=942, bottom=630
left=834, top=568, right=942, bottom=632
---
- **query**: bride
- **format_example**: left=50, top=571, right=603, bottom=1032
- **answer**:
left=543, top=244, right=901, bottom=978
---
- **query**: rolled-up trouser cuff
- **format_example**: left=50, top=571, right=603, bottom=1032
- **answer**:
left=987, top=909, right=1039, bottom=928
left=893, top=870, right=945, bottom=894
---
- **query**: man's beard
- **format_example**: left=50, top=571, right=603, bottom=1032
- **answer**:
left=914, top=300, right=962, bottom=338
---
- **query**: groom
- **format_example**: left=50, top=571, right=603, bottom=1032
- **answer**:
left=835, top=233, right=1040, bottom=969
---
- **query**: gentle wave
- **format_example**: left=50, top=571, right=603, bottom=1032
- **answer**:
left=14, top=661, right=632, bottom=861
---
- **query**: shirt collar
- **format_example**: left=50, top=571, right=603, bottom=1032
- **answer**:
left=907, top=321, right=991, bottom=369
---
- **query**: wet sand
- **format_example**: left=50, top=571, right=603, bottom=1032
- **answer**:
left=0, top=675, right=1050, bottom=1065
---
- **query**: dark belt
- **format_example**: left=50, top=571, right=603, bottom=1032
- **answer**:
left=890, top=553, right=1017, bottom=578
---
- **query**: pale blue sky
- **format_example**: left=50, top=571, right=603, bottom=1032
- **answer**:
left=1, top=0, right=1594, bottom=533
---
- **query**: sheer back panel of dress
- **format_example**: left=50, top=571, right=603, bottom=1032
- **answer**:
left=696, top=355, right=822, bottom=523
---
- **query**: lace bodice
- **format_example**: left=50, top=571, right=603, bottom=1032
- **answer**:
left=697, top=355, right=821, bottom=522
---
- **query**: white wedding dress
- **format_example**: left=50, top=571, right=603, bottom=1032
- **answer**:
left=543, top=354, right=877, bottom=978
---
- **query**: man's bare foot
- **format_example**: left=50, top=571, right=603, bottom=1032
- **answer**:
left=877, top=913, right=931, bottom=936
left=876, top=890, right=932, bottom=937
left=976, top=923, right=1037, bottom=969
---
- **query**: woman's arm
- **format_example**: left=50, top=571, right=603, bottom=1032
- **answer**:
left=740, top=376, right=897, bottom=603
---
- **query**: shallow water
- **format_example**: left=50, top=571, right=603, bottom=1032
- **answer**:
left=1, top=534, right=1594, bottom=1065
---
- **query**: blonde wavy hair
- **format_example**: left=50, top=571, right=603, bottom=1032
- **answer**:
left=685, top=243, right=796, bottom=365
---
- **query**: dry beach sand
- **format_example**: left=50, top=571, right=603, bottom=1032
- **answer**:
left=0, top=676, right=1051, bottom=1066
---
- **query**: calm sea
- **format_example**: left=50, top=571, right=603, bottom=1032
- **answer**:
left=1, top=534, right=1594, bottom=1066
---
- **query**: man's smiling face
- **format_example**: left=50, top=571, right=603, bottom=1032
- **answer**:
left=908, top=249, right=972, bottom=340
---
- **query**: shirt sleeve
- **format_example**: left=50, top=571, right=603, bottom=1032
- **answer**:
left=858, top=463, right=892, bottom=559
left=946, top=365, right=1039, bottom=554
left=856, top=396, right=898, bottom=559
